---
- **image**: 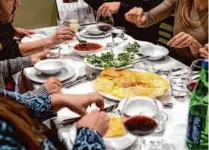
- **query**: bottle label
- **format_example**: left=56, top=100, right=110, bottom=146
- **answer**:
left=187, top=112, right=202, bottom=145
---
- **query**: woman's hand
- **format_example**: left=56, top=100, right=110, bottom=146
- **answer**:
left=125, top=7, right=146, bottom=26
left=167, top=32, right=196, bottom=48
left=77, top=111, right=109, bottom=136
left=65, top=93, right=104, bottom=116
left=98, top=2, right=121, bottom=16
left=44, top=77, right=62, bottom=94
left=200, top=44, right=208, bottom=59
left=51, top=93, right=104, bottom=115
left=49, top=27, right=75, bottom=45
left=14, top=27, right=35, bottom=39
left=31, top=51, right=50, bottom=64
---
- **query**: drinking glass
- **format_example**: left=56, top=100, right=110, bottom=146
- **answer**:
left=121, top=93, right=161, bottom=150
left=44, top=44, right=61, bottom=59
left=96, top=11, right=114, bottom=43
left=111, top=26, right=125, bottom=47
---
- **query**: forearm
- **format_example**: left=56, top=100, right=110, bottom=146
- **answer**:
left=19, top=37, right=52, bottom=56
left=0, top=57, right=32, bottom=79
left=137, top=0, right=175, bottom=28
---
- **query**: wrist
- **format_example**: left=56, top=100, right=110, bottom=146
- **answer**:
left=51, top=94, right=66, bottom=111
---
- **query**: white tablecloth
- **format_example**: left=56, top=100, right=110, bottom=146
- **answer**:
left=24, top=26, right=189, bottom=150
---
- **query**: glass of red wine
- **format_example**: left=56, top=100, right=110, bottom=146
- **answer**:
left=96, top=11, right=114, bottom=43
left=121, top=94, right=161, bottom=149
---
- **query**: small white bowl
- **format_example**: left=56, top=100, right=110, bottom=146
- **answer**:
left=34, top=59, right=65, bottom=75
left=119, top=96, right=163, bottom=117
left=72, top=43, right=105, bottom=57
left=85, top=25, right=103, bottom=35
left=140, top=45, right=169, bottom=61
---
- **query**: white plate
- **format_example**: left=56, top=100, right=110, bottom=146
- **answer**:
left=28, top=66, right=75, bottom=83
left=84, top=50, right=139, bottom=70
left=21, top=34, right=46, bottom=43
left=69, top=121, right=137, bottom=150
left=79, top=29, right=111, bottom=38
left=94, top=69, right=170, bottom=102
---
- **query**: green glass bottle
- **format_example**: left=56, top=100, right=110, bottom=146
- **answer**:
left=186, top=59, right=208, bottom=150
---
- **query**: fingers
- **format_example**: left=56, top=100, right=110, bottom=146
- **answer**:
left=88, top=93, right=104, bottom=111
left=169, top=34, right=188, bottom=47
left=167, top=32, right=185, bottom=46
left=200, top=48, right=208, bottom=59
left=125, top=7, right=144, bottom=25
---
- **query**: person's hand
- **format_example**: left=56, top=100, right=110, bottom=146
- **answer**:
left=98, top=2, right=121, bottom=16
left=14, top=27, right=35, bottom=39
left=125, top=7, right=146, bottom=26
left=64, top=93, right=104, bottom=116
left=44, top=77, right=62, bottom=94
left=77, top=111, right=109, bottom=136
left=49, top=27, right=75, bottom=45
left=31, top=51, right=50, bottom=64
left=167, top=32, right=196, bottom=48
left=200, top=44, right=208, bottom=59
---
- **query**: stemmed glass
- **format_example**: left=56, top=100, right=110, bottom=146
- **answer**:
left=169, top=59, right=202, bottom=99
left=121, top=92, right=161, bottom=150
left=96, top=11, right=114, bottom=43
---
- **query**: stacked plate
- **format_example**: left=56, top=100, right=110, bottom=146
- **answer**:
left=28, top=60, right=75, bottom=83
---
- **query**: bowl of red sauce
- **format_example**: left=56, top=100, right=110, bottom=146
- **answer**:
left=73, top=42, right=105, bottom=57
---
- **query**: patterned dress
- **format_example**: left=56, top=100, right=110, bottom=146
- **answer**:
left=0, top=90, right=106, bottom=150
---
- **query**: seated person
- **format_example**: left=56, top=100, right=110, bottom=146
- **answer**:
left=0, top=0, right=75, bottom=59
left=0, top=90, right=108, bottom=150
left=125, top=0, right=208, bottom=66
left=84, top=0, right=163, bottom=44
left=0, top=53, right=61, bottom=95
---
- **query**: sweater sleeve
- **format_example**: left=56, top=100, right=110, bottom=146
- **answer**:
left=73, top=127, right=105, bottom=150
left=137, top=0, right=176, bottom=28
left=0, top=56, right=32, bottom=79
left=0, top=90, right=53, bottom=119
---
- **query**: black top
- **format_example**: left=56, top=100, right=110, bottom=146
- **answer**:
left=0, top=23, right=22, bottom=60
left=84, top=0, right=163, bottom=44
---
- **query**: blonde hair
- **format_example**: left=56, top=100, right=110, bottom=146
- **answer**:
left=0, top=94, right=66, bottom=150
left=178, top=0, right=200, bottom=29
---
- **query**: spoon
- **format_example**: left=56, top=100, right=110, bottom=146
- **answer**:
left=75, top=34, right=87, bottom=43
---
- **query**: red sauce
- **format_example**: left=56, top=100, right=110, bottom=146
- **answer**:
left=74, top=43, right=102, bottom=51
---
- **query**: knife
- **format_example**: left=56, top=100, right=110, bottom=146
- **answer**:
left=60, top=103, right=119, bottom=126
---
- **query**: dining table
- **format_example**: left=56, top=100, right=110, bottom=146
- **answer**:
left=23, top=26, right=190, bottom=150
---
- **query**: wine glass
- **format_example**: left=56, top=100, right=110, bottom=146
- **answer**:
left=121, top=93, right=161, bottom=150
left=96, top=11, right=114, bottom=43
left=187, top=59, right=202, bottom=92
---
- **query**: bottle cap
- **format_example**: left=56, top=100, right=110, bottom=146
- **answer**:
left=202, top=59, right=208, bottom=69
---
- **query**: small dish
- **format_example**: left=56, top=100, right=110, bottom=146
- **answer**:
left=34, top=60, right=65, bottom=75
left=85, top=24, right=103, bottom=35
left=140, top=45, right=169, bottom=61
left=72, top=42, right=106, bottom=57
